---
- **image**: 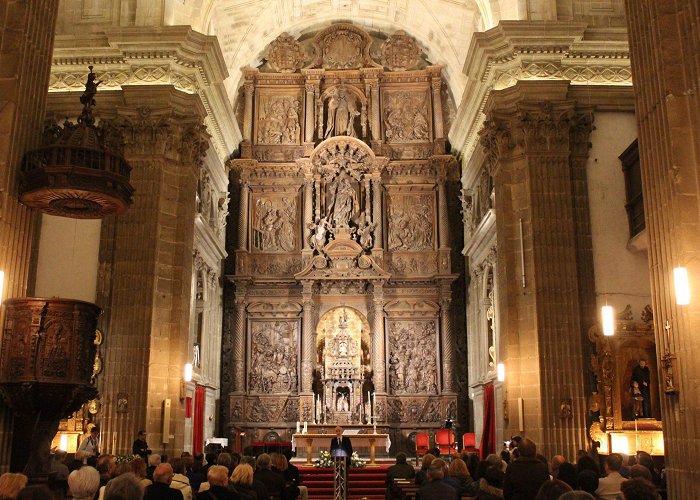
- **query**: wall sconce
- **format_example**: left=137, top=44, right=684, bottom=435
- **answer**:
left=673, top=267, right=690, bottom=305
left=602, top=305, right=615, bottom=336
left=180, top=363, right=193, bottom=401
left=497, top=363, right=505, bottom=382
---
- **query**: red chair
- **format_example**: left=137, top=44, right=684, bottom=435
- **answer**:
left=462, top=432, right=479, bottom=454
left=435, top=429, right=456, bottom=457
left=415, top=432, right=430, bottom=464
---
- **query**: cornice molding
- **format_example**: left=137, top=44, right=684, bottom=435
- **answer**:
left=50, top=26, right=239, bottom=161
left=449, top=21, right=632, bottom=164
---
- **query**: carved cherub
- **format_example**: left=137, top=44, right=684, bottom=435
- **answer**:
left=355, top=220, right=376, bottom=250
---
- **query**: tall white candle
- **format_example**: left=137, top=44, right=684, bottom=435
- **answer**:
left=296, top=421, right=300, bottom=433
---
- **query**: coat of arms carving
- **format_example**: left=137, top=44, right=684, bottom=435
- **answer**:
left=381, top=31, right=422, bottom=71
left=267, top=33, right=305, bottom=73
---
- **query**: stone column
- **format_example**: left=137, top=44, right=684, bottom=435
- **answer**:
left=300, top=282, right=315, bottom=394
left=0, top=0, right=61, bottom=472
left=304, top=83, right=315, bottom=143
left=480, top=81, right=588, bottom=459
left=238, top=181, right=250, bottom=251
left=624, top=1, right=700, bottom=494
left=371, top=283, right=386, bottom=393
left=93, top=88, right=209, bottom=456
left=361, top=68, right=382, bottom=151
left=427, top=66, right=445, bottom=154
left=435, top=159, right=452, bottom=273
left=440, top=285, right=456, bottom=393
left=232, top=283, right=248, bottom=393
left=241, top=69, right=257, bottom=156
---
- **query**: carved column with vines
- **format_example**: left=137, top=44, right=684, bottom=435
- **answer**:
left=303, top=173, right=314, bottom=251
left=301, top=281, right=316, bottom=394
left=371, top=282, right=387, bottom=393
left=372, top=172, right=383, bottom=252
left=440, top=284, right=456, bottom=393
left=436, top=159, right=451, bottom=274
left=238, top=180, right=250, bottom=251
left=233, top=282, right=248, bottom=393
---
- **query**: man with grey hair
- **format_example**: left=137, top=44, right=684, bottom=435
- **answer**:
left=68, top=466, right=100, bottom=500
left=147, top=453, right=161, bottom=482
left=104, top=472, right=144, bottom=500
left=144, top=463, right=183, bottom=500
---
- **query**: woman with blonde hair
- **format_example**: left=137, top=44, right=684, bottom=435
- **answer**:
left=229, top=464, right=256, bottom=499
left=130, top=456, right=152, bottom=488
left=0, top=473, right=28, bottom=499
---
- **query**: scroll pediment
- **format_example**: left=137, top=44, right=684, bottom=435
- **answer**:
left=384, top=299, right=440, bottom=316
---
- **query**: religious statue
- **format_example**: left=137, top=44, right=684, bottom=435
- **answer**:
left=336, top=393, right=349, bottom=412
left=631, top=358, right=652, bottom=417
left=325, top=86, right=359, bottom=138
left=354, top=219, right=376, bottom=250
left=80, top=66, right=102, bottom=110
left=327, top=170, right=357, bottom=228
left=308, top=216, right=330, bottom=251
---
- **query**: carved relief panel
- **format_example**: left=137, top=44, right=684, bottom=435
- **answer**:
left=387, top=320, right=439, bottom=395
left=250, top=192, right=299, bottom=253
left=386, top=192, right=436, bottom=251
left=382, top=89, right=432, bottom=143
left=255, top=91, right=303, bottom=145
left=248, top=320, right=299, bottom=394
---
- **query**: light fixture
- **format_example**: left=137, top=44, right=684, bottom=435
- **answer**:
left=0, top=270, right=4, bottom=306
left=497, top=363, right=505, bottom=382
left=602, top=305, right=615, bottom=336
left=184, top=363, right=193, bottom=382
left=674, top=267, right=690, bottom=305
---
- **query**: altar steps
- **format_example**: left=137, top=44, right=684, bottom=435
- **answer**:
left=299, top=465, right=389, bottom=500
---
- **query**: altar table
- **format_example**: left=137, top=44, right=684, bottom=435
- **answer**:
left=291, top=433, right=391, bottom=466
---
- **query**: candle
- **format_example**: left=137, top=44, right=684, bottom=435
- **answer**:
left=296, top=421, right=300, bottom=433
left=303, top=421, right=307, bottom=434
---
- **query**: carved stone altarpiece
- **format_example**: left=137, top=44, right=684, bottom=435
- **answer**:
left=226, top=23, right=460, bottom=454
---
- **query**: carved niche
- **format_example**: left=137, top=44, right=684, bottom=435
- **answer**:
left=319, top=85, right=367, bottom=140
left=247, top=320, right=299, bottom=394
left=387, top=320, right=439, bottom=395
left=386, top=193, right=435, bottom=251
left=267, top=33, right=305, bottom=73
left=381, top=31, right=422, bottom=71
left=256, top=92, right=303, bottom=145
left=251, top=193, right=298, bottom=253
left=383, top=90, right=431, bottom=143
left=311, top=23, right=377, bottom=70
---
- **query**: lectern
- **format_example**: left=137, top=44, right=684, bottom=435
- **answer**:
left=331, top=447, right=348, bottom=500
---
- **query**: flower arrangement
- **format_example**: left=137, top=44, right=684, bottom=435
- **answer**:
left=350, top=451, right=366, bottom=468
left=314, top=450, right=333, bottom=468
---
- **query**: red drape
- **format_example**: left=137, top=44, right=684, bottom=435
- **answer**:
left=193, top=386, right=205, bottom=455
left=480, top=383, right=496, bottom=459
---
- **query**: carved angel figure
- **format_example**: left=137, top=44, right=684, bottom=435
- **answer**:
left=308, top=216, right=330, bottom=251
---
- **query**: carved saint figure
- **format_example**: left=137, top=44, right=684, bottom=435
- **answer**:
left=327, top=170, right=358, bottom=228
left=325, top=87, right=359, bottom=138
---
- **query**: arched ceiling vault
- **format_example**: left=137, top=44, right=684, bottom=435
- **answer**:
left=165, top=0, right=504, bottom=107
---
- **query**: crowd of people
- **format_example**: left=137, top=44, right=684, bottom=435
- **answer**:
left=385, top=436, right=665, bottom=500
left=0, top=445, right=307, bottom=500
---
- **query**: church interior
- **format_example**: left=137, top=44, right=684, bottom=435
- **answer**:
left=0, top=0, right=698, bottom=498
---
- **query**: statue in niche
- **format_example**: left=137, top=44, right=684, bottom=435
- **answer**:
left=253, top=198, right=296, bottom=252
left=630, top=358, right=652, bottom=417
left=325, top=87, right=359, bottom=138
left=327, top=170, right=358, bottom=228
left=336, top=393, right=349, bottom=412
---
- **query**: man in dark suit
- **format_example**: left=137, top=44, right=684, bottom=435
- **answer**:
left=416, top=459, right=458, bottom=500
left=386, top=452, right=416, bottom=499
left=329, top=426, right=353, bottom=466
left=143, top=463, right=184, bottom=500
